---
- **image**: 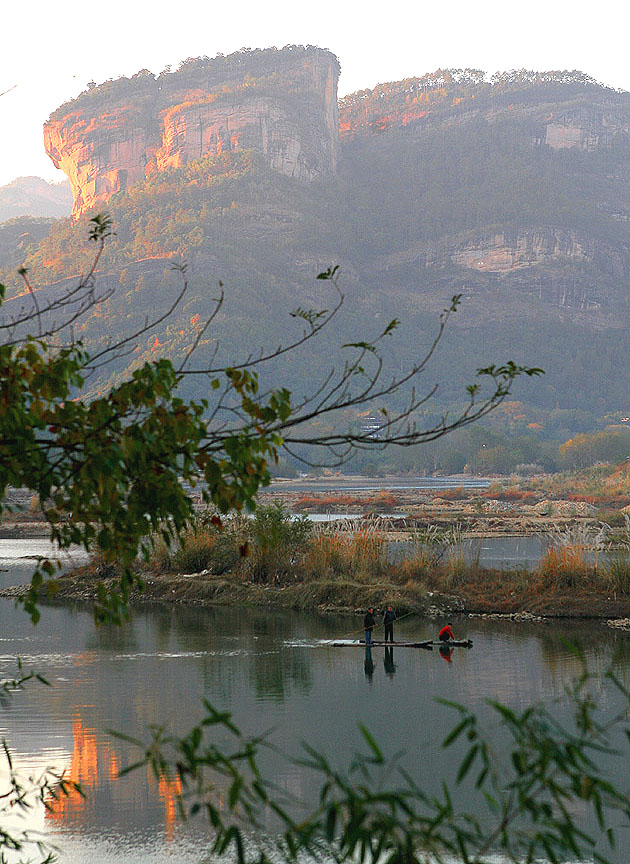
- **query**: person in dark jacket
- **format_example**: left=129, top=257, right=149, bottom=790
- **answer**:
left=383, top=605, right=396, bottom=642
left=364, top=608, right=375, bottom=644
left=438, top=622, right=455, bottom=642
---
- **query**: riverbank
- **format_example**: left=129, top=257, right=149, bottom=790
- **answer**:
left=4, top=562, right=630, bottom=623
left=3, top=480, right=630, bottom=621
left=0, top=521, right=50, bottom=539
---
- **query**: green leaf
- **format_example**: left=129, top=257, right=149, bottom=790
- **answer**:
left=457, top=744, right=478, bottom=783
left=359, top=724, right=383, bottom=762
left=442, top=717, right=470, bottom=748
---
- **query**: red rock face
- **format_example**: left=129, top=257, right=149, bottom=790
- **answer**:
left=44, top=115, right=149, bottom=217
left=155, top=95, right=329, bottom=181
left=544, top=108, right=629, bottom=152
left=44, top=48, right=340, bottom=218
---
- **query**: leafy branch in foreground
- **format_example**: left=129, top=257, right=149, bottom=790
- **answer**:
left=114, top=658, right=630, bottom=864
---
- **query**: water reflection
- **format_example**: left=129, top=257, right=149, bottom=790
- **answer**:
left=383, top=646, right=397, bottom=677
left=363, top=645, right=375, bottom=681
left=1, top=580, right=630, bottom=862
left=438, top=644, right=454, bottom=665
left=595, top=824, right=630, bottom=863
left=46, top=715, right=119, bottom=824
left=0, top=537, right=89, bottom=590
left=33, top=709, right=185, bottom=842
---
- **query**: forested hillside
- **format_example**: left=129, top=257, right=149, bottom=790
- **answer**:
left=3, top=52, right=630, bottom=457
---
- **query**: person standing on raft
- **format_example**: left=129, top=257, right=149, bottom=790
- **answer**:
left=364, top=608, right=376, bottom=645
left=383, top=606, right=396, bottom=642
left=438, top=622, right=455, bottom=642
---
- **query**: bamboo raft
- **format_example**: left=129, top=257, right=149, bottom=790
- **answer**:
left=330, top=639, right=473, bottom=649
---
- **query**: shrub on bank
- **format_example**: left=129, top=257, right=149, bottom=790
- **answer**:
left=246, top=503, right=312, bottom=583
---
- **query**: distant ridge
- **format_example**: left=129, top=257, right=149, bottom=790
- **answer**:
left=0, top=176, right=72, bottom=223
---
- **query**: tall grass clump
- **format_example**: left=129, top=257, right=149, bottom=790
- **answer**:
left=150, top=511, right=249, bottom=576
left=537, top=524, right=604, bottom=589
left=302, top=528, right=388, bottom=582
left=403, top=524, right=474, bottom=589
left=604, top=550, right=630, bottom=596
left=538, top=545, right=594, bottom=589
left=172, top=530, right=217, bottom=574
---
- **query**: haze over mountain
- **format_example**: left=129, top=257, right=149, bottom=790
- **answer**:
left=3, top=46, right=630, bottom=447
left=0, top=176, right=72, bottom=222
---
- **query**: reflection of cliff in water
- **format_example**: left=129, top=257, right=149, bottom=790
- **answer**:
left=168, top=605, right=315, bottom=701
left=537, top=623, right=630, bottom=689
left=45, top=714, right=180, bottom=836
left=458, top=616, right=630, bottom=691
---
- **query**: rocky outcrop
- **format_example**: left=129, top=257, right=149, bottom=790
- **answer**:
left=44, top=112, right=151, bottom=217
left=448, top=229, right=590, bottom=274
left=44, top=47, right=339, bottom=218
left=545, top=108, right=630, bottom=151
left=383, top=228, right=602, bottom=274
left=379, top=227, right=630, bottom=312
left=155, top=95, right=330, bottom=181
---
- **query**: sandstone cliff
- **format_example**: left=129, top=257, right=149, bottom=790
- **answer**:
left=545, top=107, right=630, bottom=151
left=379, top=226, right=629, bottom=313
left=45, top=47, right=339, bottom=218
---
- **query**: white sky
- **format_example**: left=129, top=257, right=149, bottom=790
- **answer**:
left=1, top=0, right=628, bottom=187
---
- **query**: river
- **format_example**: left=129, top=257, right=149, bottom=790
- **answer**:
left=1, top=539, right=629, bottom=863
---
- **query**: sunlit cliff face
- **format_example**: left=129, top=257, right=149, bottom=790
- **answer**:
left=44, top=48, right=340, bottom=219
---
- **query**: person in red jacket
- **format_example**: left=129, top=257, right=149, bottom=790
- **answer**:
left=438, top=622, right=455, bottom=642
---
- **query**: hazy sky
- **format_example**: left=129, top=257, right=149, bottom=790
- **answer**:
left=1, top=0, right=628, bottom=187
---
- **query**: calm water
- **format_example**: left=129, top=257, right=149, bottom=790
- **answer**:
left=0, top=537, right=90, bottom=590
left=270, top=476, right=491, bottom=493
left=389, top=535, right=547, bottom=569
left=1, top=541, right=629, bottom=863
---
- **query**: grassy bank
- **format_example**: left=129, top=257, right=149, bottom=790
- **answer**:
left=21, top=504, right=630, bottom=620
left=29, top=558, right=630, bottom=620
